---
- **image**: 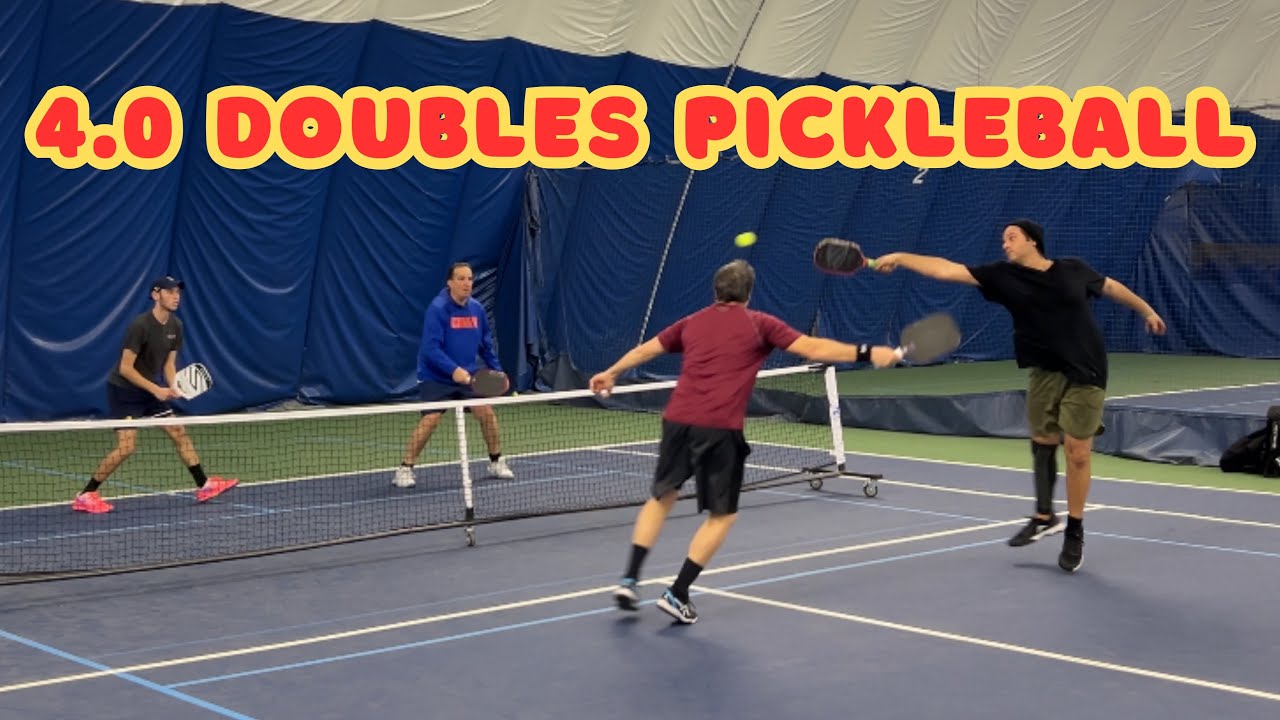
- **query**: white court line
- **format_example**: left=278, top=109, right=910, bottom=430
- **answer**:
left=854, top=477, right=1280, bottom=530
left=1086, top=503, right=1280, bottom=530
left=0, top=519, right=1019, bottom=694
left=700, top=587, right=1280, bottom=703
left=0, top=440, right=660, bottom=513
left=1109, top=382, right=1280, bottom=401
left=835, top=447, right=1280, bottom=497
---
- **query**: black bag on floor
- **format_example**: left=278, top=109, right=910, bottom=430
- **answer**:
left=1263, top=405, right=1280, bottom=478
left=1220, top=428, right=1267, bottom=473
left=1224, top=405, right=1280, bottom=476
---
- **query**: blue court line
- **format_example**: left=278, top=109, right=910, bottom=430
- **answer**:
left=95, top=515, right=961, bottom=660
left=1, top=465, right=630, bottom=548
left=760, top=487, right=1008, bottom=524
left=1093, top=532, right=1280, bottom=560
left=713, top=538, right=1007, bottom=592
left=1, top=460, right=183, bottom=500
left=162, top=523, right=1280, bottom=690
left=166, top=607, right=618, bottom=688
left=158, top=514, right=1280, bottom=688
left=0, top=628, right=258, bottom=720
left=166, top=536, right=999, bottom=688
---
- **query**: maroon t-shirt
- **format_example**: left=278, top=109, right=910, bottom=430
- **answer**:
left=656, top=303, right=802, bottom=430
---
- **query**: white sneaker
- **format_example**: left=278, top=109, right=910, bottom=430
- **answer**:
left=393, top=465, right=416, bottom=488
left=488, top=456, right=515, bottom=479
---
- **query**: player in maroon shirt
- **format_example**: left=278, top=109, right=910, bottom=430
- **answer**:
left=590, top=260, right=898, bottom=624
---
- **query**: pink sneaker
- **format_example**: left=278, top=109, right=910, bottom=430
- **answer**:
left=72, top=491, right=114, bottom=514
left=195, top=477, right=239, bottom=503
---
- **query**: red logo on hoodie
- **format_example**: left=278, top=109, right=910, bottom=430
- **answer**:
left=451, top=316, right=479, bottom=329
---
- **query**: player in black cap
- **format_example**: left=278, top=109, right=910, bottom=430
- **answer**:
left=74, top=276, right=238, bottom=513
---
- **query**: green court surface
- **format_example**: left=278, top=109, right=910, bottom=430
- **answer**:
left=3, top=355, right=1277, bottom=509
left=834, top=353, right=1280, bottom=397
left=0, top=394, right=835, bottom=508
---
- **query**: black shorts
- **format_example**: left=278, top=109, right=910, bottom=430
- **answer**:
left=107, top=382, right=172, bottom=420
left=416, top=381, right=478, bottom=415
left=652, top=420, right=751, bottom=515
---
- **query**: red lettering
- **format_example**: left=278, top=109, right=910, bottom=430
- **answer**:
left=903, top=97, right=953, bottom=158
left=119, top=95, right=173, bottom=160
left=1136, top=97, right=1186, bottom=158
left=32, top=95, right=86, bottom=159
left=1016, top=97, right=1066, bottom=159
left=744, top=96, right=771, bottom=158
left=1194, top=97, right=1245, bottom=159
left=532, top=96, right=579, bottom=158
left=214, top=95, right=271, bottom=159
left=419, top=97, right=468, bottom=159
left=841, top=96, right=896, bottom=159
left=588, top=95, right=640, bottom=159
left=779, top=96, right=833, bottom=159
left=1072, top=96, right=1128, bottom=159
left=279, top=96, right=342, bottom=159
left=475, top=97, right=524, bottom=158
left=682, top=96, right=735, bottom=161
left=350, top=96, right=411, bottom=160
left=963, top=97, right=1009, bottom=158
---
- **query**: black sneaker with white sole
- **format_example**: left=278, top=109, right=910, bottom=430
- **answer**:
left=613, top=578, right=639, bottom=611
left=1007, top=514, right=1063, bottom=547
left=1058, top=532, right=1084, bottom=572
left=656, top=589, right=698, bottom=624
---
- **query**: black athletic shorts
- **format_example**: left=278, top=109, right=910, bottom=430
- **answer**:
left=651, top=419, right=751, bottom=515
left=416, top=381, right=479, bottom=415
left=107, top=382, right=172, bottom=420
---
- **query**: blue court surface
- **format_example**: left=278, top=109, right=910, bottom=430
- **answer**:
left=2, top=451, right=1279, bottom=719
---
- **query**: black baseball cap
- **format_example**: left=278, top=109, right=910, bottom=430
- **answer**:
left=151, top=275, right=185, bottom=291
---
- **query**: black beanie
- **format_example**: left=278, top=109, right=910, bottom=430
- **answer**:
left=1009, top=219, right=1045, bottom=254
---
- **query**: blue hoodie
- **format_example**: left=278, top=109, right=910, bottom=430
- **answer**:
left=417, top=288, right=501, bottom=384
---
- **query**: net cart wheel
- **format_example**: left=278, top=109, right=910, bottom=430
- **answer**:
left=808, top=477, right=824, bottom=490
left=863, top=481, right=878, bottom=498
left=465, top=527, right=476, bottom=547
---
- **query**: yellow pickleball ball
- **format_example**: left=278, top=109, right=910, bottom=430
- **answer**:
left=734, top=231, right=757, bottom=247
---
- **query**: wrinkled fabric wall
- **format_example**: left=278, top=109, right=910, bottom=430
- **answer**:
left=2, top=0, right=1277, bottom=419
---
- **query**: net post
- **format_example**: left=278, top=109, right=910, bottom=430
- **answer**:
left=822, top=364, right=847, bottom=471
left=817, top=363, right=883, bottom=498
left=455, top=403, right=476, bottom=546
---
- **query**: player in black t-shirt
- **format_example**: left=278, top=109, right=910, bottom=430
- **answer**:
left=74, top=276, right=238, bottom=514
left=874, top=220, right=1165, bottom=572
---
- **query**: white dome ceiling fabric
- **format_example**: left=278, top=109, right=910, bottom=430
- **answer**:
left=133, top=0, right=1280, bottom=118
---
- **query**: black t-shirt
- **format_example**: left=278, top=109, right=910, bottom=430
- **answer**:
left=107, top=312, right=184, bottom=389
left=966, top=258, right=1108, bottom=388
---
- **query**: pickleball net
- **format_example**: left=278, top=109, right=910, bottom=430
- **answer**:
left=0, top=363, right=877, bottom=583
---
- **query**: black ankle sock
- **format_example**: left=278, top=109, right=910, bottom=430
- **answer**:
left=401, top=461, right=413, bottom=468
left=624, top=544, right=649, bottom=581
left=1066, top=516, right=1083, bottom=535
left=489, top=453, right=501, bottom=463
left=82, top=478, right=102, bottom=495
left=189, top=463, right=208, bottom=488
left=1031, top=441, right=1058, bottom=516
left=670, top=558, right=704, bottom=603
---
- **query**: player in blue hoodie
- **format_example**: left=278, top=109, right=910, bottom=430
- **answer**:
left=395, top=262, right=515, bottom=487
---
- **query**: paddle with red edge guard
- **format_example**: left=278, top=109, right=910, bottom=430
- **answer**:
left=813, top=237, right=876, bottom=276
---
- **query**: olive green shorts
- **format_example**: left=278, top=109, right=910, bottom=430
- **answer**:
left=1026, top=368, right=1105, bottom=440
